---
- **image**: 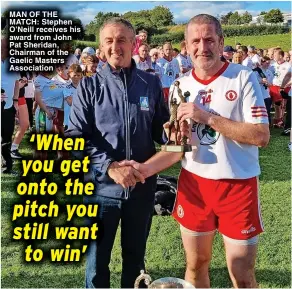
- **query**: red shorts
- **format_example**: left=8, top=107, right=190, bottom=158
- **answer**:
left=163, top=88, right=170, bottom=103
left=18, top=97, right=26, bottom=106
left=172, top=168, right=264, bottom=240
left=53, top=109, right=64, bottom=126
left=269, top=86, right=290, bottom=103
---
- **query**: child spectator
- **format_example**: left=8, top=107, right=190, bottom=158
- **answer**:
left=63, top=64, right=83, bottom=130
left=133, top=29, right=148, bottom=56
left=83, top=55, right=99, bottom=77
left=172, top=48, right=179, bottom=58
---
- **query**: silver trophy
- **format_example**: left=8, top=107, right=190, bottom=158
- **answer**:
left=134, top=270, right=195, bottom=288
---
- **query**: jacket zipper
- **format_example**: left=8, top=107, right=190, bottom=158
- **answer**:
left=121, top=69, right=130, bottom=199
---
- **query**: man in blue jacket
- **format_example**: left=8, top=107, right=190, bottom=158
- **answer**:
left=67, top=18, right=172, bottom=288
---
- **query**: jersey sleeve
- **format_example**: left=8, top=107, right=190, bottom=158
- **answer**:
left=63, top=87, right=73, bottom=99
left=34, top=77, right=45, bottom=92
left=242, top=71, right=269, bottom=124
left=174, top=59, right=180, bottom=75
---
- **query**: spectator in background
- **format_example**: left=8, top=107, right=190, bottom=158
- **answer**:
left=95, top=48, right=100, bottom=58
left=83, top=55, right=99, bottom=77
left=63, top=64, right=83, bottom=130
left=176, top=40, right=193, bottom=76
left=232, top=51, right=243, bottom=64
left=239, top=46, right=253, bottom=69
left=158, top=46, right=164, bottom=59
left=62, top=43, right=79, bottom=68
left=289, top=50, right=292, bottom=64
left=235, top=42, right=241, bottom=51
left=221, top=45, right=235, bottom=62
left=133, top=29, right=148, bottom=56
left=269, top=49, right=291, bottom=128
left=74, top=48, right=82, bottom=60
left=267, top=47, right=275, bottom=62
left=52, top=64, right=71, bottom=144
left=149, top=48, right=163, bottom=79
left=248, top=45, right=261, bottom=68
left=133, top=43, right=152, bottom=72
left=284, top=51, right=290, bottom=62
left=1, top=36, right=27, bottom=174
left=24, top=72, right=35, bottom=131
left=97, top=47, right=107, bottom=70
left=10, top=73, right=30, bottom=159
left=173, top=48, right=179, bottom=58
left=157, top=42, right=180, bottom=103
left=257, top=56, right=274, bottom=124
left=279, top=63, right=292, bottom=137
left=82, top=47, right=96, bottom=57
left=257, top=49, right=264, bottom=58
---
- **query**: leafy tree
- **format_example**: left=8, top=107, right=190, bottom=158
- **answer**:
left=220, top=12, right=233, bottom=25
left=260, top=11, right=267, bottom=15
left=123, top=10, right=153, bottom=32
left=85, top=12, right=120, bottom=40
left=149, top=6, right=174, bottom=27
left=241, top=11, right=252, bottom=24
left=71, top=18, right=85, bottom=40
left=229, top=12, right=241, bottom=25
left=264, top=9, right=284, bottom=24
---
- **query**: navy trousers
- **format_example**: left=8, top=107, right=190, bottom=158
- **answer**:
left=85, top=193, right=155, bottom=288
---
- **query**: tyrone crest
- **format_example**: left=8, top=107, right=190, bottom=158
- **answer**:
left=225, top=90, right=237, bottom=101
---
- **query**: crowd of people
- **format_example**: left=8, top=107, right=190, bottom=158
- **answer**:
left=1, top=13, right=291, bottom=288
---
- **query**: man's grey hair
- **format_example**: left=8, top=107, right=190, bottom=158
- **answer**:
left=99, top=17, right=136, bottom=43
left=185, top=14, right=223, bottom=40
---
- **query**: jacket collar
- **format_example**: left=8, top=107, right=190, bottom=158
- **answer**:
left=102, top=58, right=138, bottom=88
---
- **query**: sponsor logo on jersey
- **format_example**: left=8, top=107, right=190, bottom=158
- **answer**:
left=49, top=84, right=57, bottom=90
left=241, top=226, right=256, bottom=235
left=177, top=205, right=184, bottom=218
left=196, top=123, right=220, bottom=145
left=199, top=90, right=207, bottom=96
left=225, top=90, right=237, bottom=101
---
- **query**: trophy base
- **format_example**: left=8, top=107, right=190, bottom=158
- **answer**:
left=149, top=278, right=195, bottom=288
left=161, top=144, right=192, bottom=152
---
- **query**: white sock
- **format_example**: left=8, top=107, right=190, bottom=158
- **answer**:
left=11, top=143, right=19, bottom=151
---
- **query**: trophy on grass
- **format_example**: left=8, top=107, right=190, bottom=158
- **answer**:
left=134, top=270, right=195, bottom=288
left=161, top=81, right=192, bottom=153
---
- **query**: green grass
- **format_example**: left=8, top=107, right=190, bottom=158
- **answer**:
left=224, top=33, right=291, bottom=51
left=1, top=128, right=291, bottom=288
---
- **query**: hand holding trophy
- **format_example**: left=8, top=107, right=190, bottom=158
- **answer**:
left=161, top=81, right=192, bottom=152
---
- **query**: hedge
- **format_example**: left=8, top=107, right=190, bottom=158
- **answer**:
left=149, top=25, right=290, bottom=45
left=71, top=40, right=99, bottom=51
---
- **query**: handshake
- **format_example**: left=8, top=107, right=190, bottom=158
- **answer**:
left=107, top=120, right=190, bottom=189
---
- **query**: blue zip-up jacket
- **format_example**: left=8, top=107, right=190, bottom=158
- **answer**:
left=67, top=60, right=170, bottom=200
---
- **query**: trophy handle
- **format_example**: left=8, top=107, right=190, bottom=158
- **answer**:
left=134, top=270, right=152, bottom=288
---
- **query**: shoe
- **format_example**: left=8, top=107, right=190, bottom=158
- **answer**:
left=288, top=143, right=292, bottom=151
left=281, top=128, right=291, bottom=136
left=1, top=168, right=19, bottom=176
left=273, top=121, right=284, bottom=128
left=11, top=149, right=23, bottom=159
